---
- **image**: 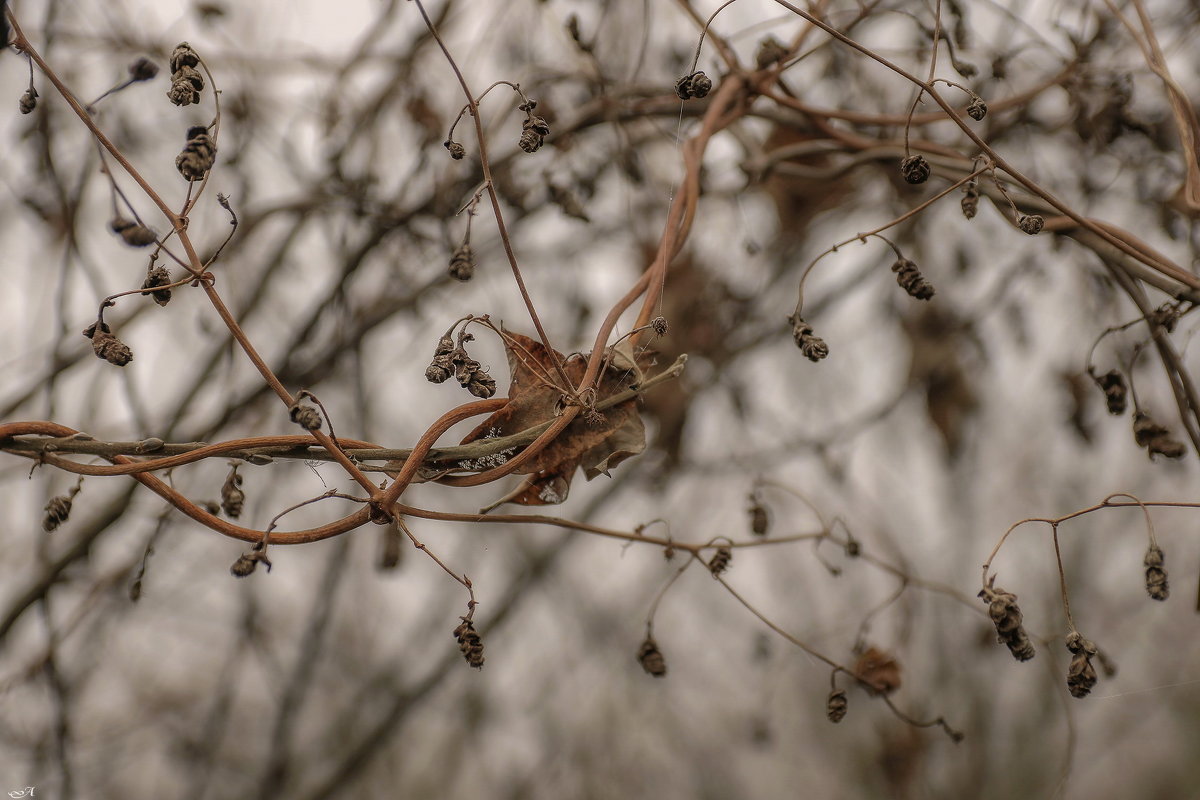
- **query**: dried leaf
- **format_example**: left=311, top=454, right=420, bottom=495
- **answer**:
left=853, top=646, right=902, bottom=696
left=460, top=330, right=649, bottom=506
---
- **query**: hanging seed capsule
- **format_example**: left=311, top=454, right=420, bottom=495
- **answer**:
left=900, top=154, right=931, bottom=184
left=1017, top=214, right=1044, bottom=235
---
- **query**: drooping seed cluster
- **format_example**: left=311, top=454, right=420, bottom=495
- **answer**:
left=448, top=243, right=475, bottom=282
left=961, top=178, right=979, bottom=219
left=110, top=216, right=158, bottom=247
left=1132, top=411, right=1186, bottom=459
left=748, top=493, right=769, bottom=537
left=453, top=618, right=485, bottom=669
left=981, top=585, right=1035, bottom=662
left=43, top=483, right=81, bottom=532
left=230, top=542, right=272, bottom=577
left=900, top=154, right=930, bottom=184
left=141, top=266, right=173, bottom=306
left=518, top=101, right=550, bottom=154
left=637, top=636, right=667, bottom=677
left=1093, top=369, right=1127, bottom=415
left=425, top=330, right=496, bottom=399
left=1143, top=544, right=1168, bottom=601
left=289, top=401, right=322, bottom=431
left=83, top=321, right=134, bottom=366
left=221, top=467, right=245, bottom=518
left=167, top=42, right=204, bottom=106
left=674, top=71, right=712, bottom=100
left=826, top=688, right=848, bottom=723
left=891, top=257, right=935, bottom=300
left=708, top=545, right=732, bottom=577
left=1065, top=631, right=1098, bottom=698
left=788, top=314, right=829, bottom=362
left=176, top=125, right=217, bottom=181
left=19, top=86, right=37, bottom=114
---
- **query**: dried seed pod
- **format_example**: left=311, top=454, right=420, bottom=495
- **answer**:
left=525, top=115, right=550, bottom=137
left=1094, top=370, right=1127, bottom=415
left=981, top=586, right=1035, bottom=661
left=891, top=258, right=935, bottom=300
left=900, top=154, right=930, bottom=184
left=708, top=545, right=732, bottom=577
left=637, top=636, right=667, bottom=677
left=166, top=46, right=205, bottom=107
left=961, top=179, right=979, bottom=219
left=674, top=71, right=712, bottom=100
left=826, top=689, right=848, bottom=723
left=466, top=369, right=497, bottom=399
left=453, top=618, right=485, bottom=669
left=111, top=217, right=158, bottom=247
left=425, top=335, right=456, bottom=383
left=141, top=266, right=173, bottom=306
left=455, top=356, right=481, bottom=388
left=444, top=139, right=466, bottom=160
left=966, top=95, right=988, bottom=121
left=230, top=543, right=271, bottom=578
left=176, top=125, right=217, bottom=181
left=1144, top=544, right=1169, bottom=601
left=518, top=128, right=542, bottom=153
left=169, top=42, right=201, bottom=73
left=448, top=243, right=475, bottom=281
left=748, top=497, right=769, bottom=537
left=91, top=329, right=134, bottom=366
left=1017, top=214, right=1044, bottom=235
left=128, top=57, right=160, bottom=82
left=1065, top=631, right=1098, bottom=698
left=289, top=402, right=322, bottom=431
left=651, top=316, right=669, bottom=336
left=42, top=493, right=74, bottom=532
left=1132, top=411, right=1187, bottom=459
left=221, top=470, right=245, bottom=518
left=19, top=87, right=38, bottom=114
left=788, top=315, right=829, bottom=362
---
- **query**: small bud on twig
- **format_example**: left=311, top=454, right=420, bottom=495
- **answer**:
left=637, top=636, right=667, bottom=677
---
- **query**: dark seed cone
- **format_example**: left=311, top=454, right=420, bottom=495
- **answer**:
left=444, top=139, right=466, bottom=160
left=42, top=494, right=74, bottom=532
left=961, top=180, right=979, bottom=219
left=448, top=243, right=475, bottom=281
left=1065, top=632, right=1099, bottom=698
left=141, top=266, right=173, bottom=306
left=112, top=217, right=158, bottom=247
left=19, top=87, right=38, bottom=114
left=826, top=689, right=848, bottom=723
left=168, top=43, right=203, bottom=106
left=891, top=258, right=935, bottom=300
left=426, top=335, right=456, bottom=383
left=788, top=315, right=829, bottom=362
left=708, top=545, right=732, bottom=577
left=674, top=71, right=712, bottom=100
left=651, top=316, right=668, bottom=336
left=129, top=57, right=159, bottom=82
left=1094, top=370, right=1127, bottom=415
left=1132, top=411, right=1186, bottom=459
left=637, top=636, right=667, bottom=677
left=466, top=370, right=497, bottom=399
left=981, top=586, right=1035, bottom=662
left=289, top=402, right=322, bottom=430
left=1144, top=545, right=1169, bottom=601
left=900, top=154, right=931, bottom=184
left=966, top=96, right=988, bottom=121
left=176, top=125, right=217, bottom=181
left=1018, top=214, right=1044, bottom=235
left=518, top=128, right=543, bottom=153
left=749, top=502, right=769, bottom=537
left=230, top=544, right=271, bottom=578
left=91, top=329, right=134, bottom=366
left=453, top=618, right=485, bottom=669
left=221, top=472, right=245, bottom=518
